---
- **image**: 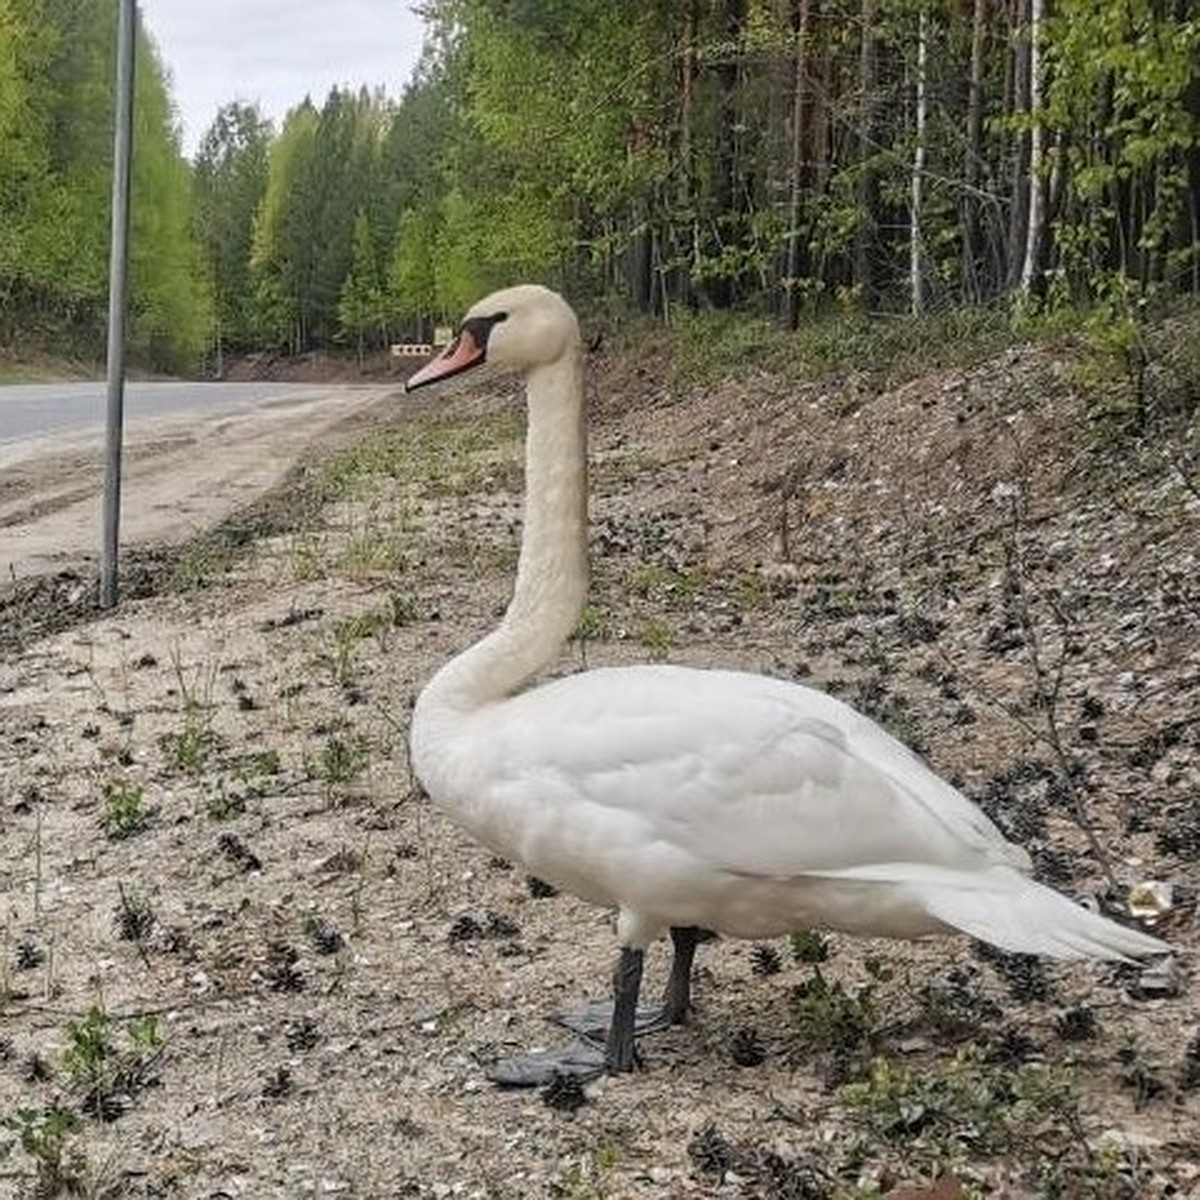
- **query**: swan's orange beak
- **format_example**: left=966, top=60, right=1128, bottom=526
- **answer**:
left=405, top=325, right=485, bottom=392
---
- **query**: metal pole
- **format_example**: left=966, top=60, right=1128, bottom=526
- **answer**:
left=100, top=0, right=137, bottom=609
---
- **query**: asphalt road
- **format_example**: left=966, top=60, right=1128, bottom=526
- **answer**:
left=0, top=381, right=394, bottom=580
left=0, top=380, right=337, bottom=444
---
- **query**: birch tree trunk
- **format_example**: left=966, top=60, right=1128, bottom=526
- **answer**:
left=910, top=8, right=928, bottom=316
left=1006, top=0, right=1031, bottom=290
left=1019, top=0, right=1046, bottom=295
left=677, top=0, right=698, bottom=306
left=962, top=0, right=988, bottom=300
left=854, top=0, right=881, bottom=309
left=785, top=0, right=815, bottom=329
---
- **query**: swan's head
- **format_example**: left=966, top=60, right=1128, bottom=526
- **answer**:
left=405, top=285, right=580, bottom=393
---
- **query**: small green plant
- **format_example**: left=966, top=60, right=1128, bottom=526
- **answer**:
left=160, top=718, right=218, bottom=775
left=624, top=563, right=702, bottom=608
left=790, top=968, right=878, bottom=1063
left=790, top=929, right=831, bottom=963
left=0, top=1103, right=85, bottom=1196
left=161, top=653, right=220, bottom=775
left=326, top=603, right=401, bottom=685
left=100, top=779, right=149, bottom=839
left=287, top=529, right=328, bottom=580
left=61, top=1005, right=162, bottom=1120
left=792, top=964, right=888, bottom=1080
left=841, top=1047, right=1080, bottom=1165
left=573, top=602, right=608, bottom=643
left=61, top=1006, right=114, bottom=1097
left=312, top=732, right=370, bottom=798
left=637, top=616, right=676, bottom=661
left=127, top=1014, right=163, bottom=1057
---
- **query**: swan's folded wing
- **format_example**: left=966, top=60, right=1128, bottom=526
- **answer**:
left=482, top=665, right=1029, bottom=880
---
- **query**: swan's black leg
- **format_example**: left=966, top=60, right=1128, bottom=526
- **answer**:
left=553, top=924, right=708, bottom=1038
left=489, top=928, right=709, bottom=1086
left=605, top=946, right=645, bottom=1073
left=487, top=947, right=644, bottom=1086
left=660, top=925, right=703, bottom=1024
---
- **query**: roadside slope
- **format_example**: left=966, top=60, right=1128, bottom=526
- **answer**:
left=0, top=333, right=1195, bottom=1197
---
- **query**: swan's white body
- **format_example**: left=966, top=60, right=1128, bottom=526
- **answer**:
left=408, top=284, right=1165, bottom=1015
left=416, top=660, right=1160, bottom=959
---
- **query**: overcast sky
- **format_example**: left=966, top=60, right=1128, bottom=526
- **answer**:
left=141, top=1, right=429, bottom=157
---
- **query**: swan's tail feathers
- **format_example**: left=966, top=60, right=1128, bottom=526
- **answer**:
left=818, top=863, right=1171, bottom=960
left=915, top=867, right=1169, bottom=961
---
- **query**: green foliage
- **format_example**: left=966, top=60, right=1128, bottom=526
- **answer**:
left=386, top=206, right=439, bottom=332
left=194, top=101, right=271, bottom=362
left=312, top=731, right=371, bottom=800
left=250, top=88, right=393, bottom=352
left=842, top=1048, right=1080, bottom=1166
left=1043, top=0, right=1200, bottom=296
left=250, top=101, right=319, bottom=349
left=60, top=1004, right=163, bottom=1119
left=790, top=929, right=831, bottom=963
left=100, top=778, right=149, bottom=839
left=338, top=208, right=385, bottom=360
left=4, top=0, right=1197, bottom=372
left=0, top=1103, right=85, bottom=1195
left=162, top=721, right=216, bottom=774
left=790, top=967, right=879, bottom=1062
left=0, top=0, right=207, bottom=368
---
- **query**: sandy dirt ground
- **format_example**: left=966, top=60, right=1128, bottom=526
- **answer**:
left=0, top=385, right=397, bottom=581
left=0, top=345, right=1196, bottom=1199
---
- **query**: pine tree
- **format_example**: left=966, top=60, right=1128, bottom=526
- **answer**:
left=338, top=209, right=382, bottom=368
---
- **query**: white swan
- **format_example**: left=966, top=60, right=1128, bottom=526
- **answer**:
left=405, top=284, right=1167, bottom=1083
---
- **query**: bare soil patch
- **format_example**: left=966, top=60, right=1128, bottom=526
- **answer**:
left=0, top=340, right=1196, bottom=1198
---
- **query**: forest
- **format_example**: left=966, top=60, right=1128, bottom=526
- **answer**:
left=1, top=0, right=1198, bottom=374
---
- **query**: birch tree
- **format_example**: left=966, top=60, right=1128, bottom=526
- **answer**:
left=1019, top=0, right=1046, bottom=295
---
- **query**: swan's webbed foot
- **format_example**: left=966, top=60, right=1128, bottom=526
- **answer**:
left=551, top=999, right=674, bottom=1039
left=486, top=1041, right=608, bottom=1087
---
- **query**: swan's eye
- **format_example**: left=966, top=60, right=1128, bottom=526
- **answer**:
left=461, top=312, right=509, bottom=356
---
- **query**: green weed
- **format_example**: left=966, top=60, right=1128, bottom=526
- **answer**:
left=790, top=967, right=879, bottom=1067
left=637, top=616, right=676, bottom=661
left=160, top=718, right=219, bottom=775
left=312, top=732, right=370, bottom=799
left=841, top=1048, right=1088, bottom=1181
left=624, top=563, right=702, bottom=608
left=61, top=1005, right=162, bottom=1120
left=162, top=651, right=219, bottom=774
left=790, top=929, right=831, bottom=963
left=0, top=1103, right=85, bottom=1196
left=100, top=779, right=150, bottom=840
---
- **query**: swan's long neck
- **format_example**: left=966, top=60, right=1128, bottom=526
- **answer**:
left=416, top=349, right=587, bottom=718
